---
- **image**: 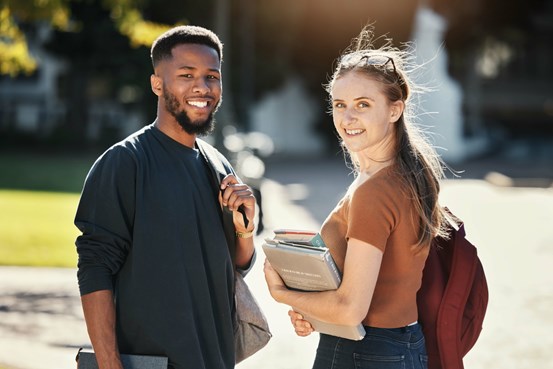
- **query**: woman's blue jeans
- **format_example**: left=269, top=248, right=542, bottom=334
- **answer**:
left=312, top=323, right=428, bottom=369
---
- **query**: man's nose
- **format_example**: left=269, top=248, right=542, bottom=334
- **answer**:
left=192, top=78, right=210, bottom=94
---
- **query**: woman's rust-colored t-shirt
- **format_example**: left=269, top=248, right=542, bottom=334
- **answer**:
left=320, top=165, right=430, bottom=328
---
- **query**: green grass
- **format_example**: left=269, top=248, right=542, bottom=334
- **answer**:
left=0, top=151, right=98, bottom=267
left=0, top=189, right=81, bottom=267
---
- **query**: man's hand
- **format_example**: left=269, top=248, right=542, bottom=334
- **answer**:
left=220, top=174, right=256, bottom=233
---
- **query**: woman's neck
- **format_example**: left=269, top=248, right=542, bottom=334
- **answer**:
left=357, top=157, right=394, bottom=177
left=347, top=159, right=394, bottom=196
left=354, top=134, right=396, bottom=176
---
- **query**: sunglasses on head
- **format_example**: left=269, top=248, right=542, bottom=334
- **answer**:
left=340, top=53, right=400, bottom=81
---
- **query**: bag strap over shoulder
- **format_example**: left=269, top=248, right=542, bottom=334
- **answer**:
left=196, top=139, right=238, bottom=264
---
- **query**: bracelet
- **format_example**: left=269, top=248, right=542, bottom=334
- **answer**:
left=236, top=230, right=254, bottom=239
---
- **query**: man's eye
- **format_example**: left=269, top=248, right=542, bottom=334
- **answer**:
left=206, top=75, right=219, bottom=80
left=178, top=74, right=193, bottom=78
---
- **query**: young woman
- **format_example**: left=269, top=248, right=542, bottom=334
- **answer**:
left=264, top=27, right=450, bottom=369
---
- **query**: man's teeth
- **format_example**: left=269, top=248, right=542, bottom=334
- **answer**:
left=188, top=101, right=208, bottom=108
left=346, top=129, right=364, bottom=135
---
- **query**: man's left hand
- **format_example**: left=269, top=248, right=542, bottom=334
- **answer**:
left=220, top=174, right=256, bottom=232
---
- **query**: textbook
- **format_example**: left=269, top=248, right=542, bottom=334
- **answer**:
left=263, top=238, right=340, bottom=291
left=273, top=229, right=326, bottom=248
left=262, top=237, right=366, bottom=341
left=76, top=349, right=168, bottom=369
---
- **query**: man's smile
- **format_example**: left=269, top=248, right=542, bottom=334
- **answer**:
left=187, top=100, right=208, bottom=108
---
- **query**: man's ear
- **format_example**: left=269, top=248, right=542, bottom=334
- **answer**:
left=390, top=100, right=405, bottom=123
left=151, top=74, right=162, bottom=97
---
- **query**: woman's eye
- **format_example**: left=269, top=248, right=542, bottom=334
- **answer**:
left=334, top=102, right=345, bottom=109
left=358, top=102, right=369, bottom=108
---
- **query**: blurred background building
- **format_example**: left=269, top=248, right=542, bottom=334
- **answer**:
left=1, top=0, right=552, bottom=164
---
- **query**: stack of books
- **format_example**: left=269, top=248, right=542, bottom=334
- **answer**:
left=262, top=229, right=366, bottom=341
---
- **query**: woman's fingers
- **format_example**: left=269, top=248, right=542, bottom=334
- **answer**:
left=288, top=310, right=314, bottom=336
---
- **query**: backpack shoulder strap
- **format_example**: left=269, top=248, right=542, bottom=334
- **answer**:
left=196, top=139, right=235, bottom=184
left=195, top=139, right=238, bottom=264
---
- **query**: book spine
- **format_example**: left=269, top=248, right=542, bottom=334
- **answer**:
left=324, top=251, right=342, bottom=286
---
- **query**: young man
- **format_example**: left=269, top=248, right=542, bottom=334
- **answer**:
left=75, top=26, right=256, bottom=369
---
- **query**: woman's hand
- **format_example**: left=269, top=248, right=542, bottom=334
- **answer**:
left=264, top=260, right=313, bottom=336
left=288, top=310, right=314, bottom=337
left=220, top=174, right=256, bottom=233
left=263, top=259, right=287, bottom=301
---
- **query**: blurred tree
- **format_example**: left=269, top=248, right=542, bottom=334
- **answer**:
left=1, top=0, right=178, bottom=146
left=0, top=0, right=173, bottom=76
left=0, top=0, right=70, bottom=76
left=0, top=6, right=36, bottom=76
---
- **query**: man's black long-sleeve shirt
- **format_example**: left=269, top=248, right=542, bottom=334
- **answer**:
left=75, top=123, right=235, bottom=369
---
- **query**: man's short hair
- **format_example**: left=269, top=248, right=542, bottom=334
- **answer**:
left=150, top=25, right=223, bottom=68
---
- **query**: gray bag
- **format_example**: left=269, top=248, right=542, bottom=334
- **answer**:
left=234, top=271, right=272, bottom=363
left=197, top=139, right=272, bottom=363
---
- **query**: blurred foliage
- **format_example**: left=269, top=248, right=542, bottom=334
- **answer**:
left=1, top=0, right=71, bottom=76
left=0, top=0, right=71, bottom=28
left=0, top=6, right=37, bottom=76
left=102, top=0, right=174, bottom=48
left=0, top=0, right=174, bottom=77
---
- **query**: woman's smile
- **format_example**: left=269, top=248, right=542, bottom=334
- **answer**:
left=344, top=128, right=365, bottom=136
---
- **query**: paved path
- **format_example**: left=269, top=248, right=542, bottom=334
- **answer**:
left=1, top=157, right=553, bottom=369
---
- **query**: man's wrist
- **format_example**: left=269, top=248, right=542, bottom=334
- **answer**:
left=235, top=229, right=254, bottom=239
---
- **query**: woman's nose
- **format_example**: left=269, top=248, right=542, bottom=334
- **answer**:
left=343, top=109, right=357, bottom=125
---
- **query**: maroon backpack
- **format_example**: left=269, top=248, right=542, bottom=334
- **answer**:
left=417, top=208, right=489, bottom=369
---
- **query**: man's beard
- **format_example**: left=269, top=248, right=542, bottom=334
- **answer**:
left=163, top=87, right=220, bottom=136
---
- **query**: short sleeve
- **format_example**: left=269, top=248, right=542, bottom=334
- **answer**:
left=346, top=178, right=399, bottom=252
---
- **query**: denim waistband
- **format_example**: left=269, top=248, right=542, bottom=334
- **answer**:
left=363, top=321, right=421, bottom=334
